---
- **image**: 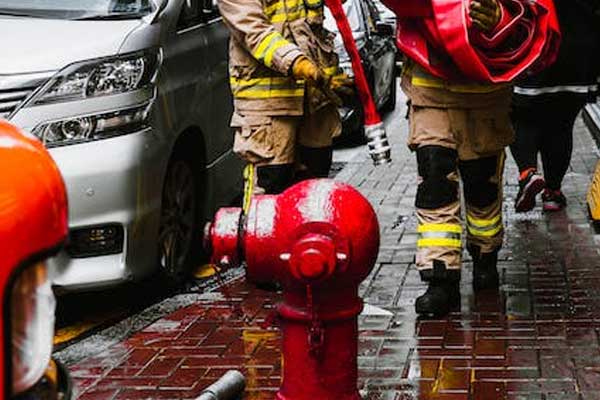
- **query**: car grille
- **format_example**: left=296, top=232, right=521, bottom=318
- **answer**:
left=0, top=72, right=55, bottom=120
left=0, top=88, right=36, bottom=119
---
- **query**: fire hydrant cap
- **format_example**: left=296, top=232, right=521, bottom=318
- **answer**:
left=290, top=234, right=336, bottom=281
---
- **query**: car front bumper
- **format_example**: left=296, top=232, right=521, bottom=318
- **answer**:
left=10, top=91, right=168, bottom=291
left=47, top=128, right=167, bottom=291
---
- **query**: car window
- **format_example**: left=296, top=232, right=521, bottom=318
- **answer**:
left=178, top=0, right=219, bottom=30
left=0, top=0, right=154, bottom=19
left=178, top=0, right=201, bottom=29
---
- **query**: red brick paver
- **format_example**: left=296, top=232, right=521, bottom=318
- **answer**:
left=69, top=100, right=600, bottom=399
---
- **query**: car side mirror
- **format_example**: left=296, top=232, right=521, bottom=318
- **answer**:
left=375, top=22, right=394, bottom=37
left=149, top=0, right=168, bottom=23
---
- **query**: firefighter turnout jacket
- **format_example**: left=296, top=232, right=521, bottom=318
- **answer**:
left=218, top=0, right=340, bottom=116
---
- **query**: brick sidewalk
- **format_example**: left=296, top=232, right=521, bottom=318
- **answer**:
left=69, top=97, right=600, bottom=400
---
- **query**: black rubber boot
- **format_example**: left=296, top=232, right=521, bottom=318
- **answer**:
left=469, top=246, right=500, bottom=291
left=256, top=164, right=295, bottom=194
left=415, top=261, right=460, bottom=317
left=297, top=146, right=333, bottom=180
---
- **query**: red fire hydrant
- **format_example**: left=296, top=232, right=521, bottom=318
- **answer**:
left=204, top=179, right=380, bottom=400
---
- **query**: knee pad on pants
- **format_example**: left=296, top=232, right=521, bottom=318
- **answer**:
left=298, top=145, right=333, bottom=179
left=256, top=164, right=294, bottom=194
left=459, top=155, right=500, bottom=208
left=416, top=146, right=459, bottom=209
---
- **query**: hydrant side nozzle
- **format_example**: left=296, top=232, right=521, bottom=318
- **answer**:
left=205, top=208, right=244, bottom=268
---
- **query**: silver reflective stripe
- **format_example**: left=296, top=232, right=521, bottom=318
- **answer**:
left=418, top=231, right=461, bottom=240
left=514, top=85, right=598, bottom=96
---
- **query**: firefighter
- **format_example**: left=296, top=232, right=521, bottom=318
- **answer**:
left=401, top=0, right=514, bottom=316
left=218, top=0, right=352, bottom=204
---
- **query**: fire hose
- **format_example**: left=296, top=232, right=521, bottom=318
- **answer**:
left=325, top=0, right=392, bottom=165
left=381, top=0, right=560, bottom=83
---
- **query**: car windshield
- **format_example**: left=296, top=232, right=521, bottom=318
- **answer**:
left=0, top=0, right=155, bottom=20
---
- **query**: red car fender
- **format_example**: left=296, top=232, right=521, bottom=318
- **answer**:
left=383, top=0, right=560, bottom=82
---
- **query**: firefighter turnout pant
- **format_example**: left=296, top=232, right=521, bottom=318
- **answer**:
left=233, top=104, right=341, bottom=209
left=409, top=104, right=512, bottom=281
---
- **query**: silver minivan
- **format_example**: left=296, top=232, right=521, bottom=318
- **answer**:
left=0, top=0, right=243, bottom=291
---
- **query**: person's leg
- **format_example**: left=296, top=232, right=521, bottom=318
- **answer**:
left=510, top=105, right=543, bottom=172
left=540, top=100, right=584, bottom=191
left=296, top=104, right=341, bottom=179
left=408, top=106, right=462, bottom=317
left=539, top=99, right=585, bottom=211
left=232, top=112, right=299, bottom=200
left=510, top=105, right=546, bottom=212
left=459, top=151, right=505, bottom=291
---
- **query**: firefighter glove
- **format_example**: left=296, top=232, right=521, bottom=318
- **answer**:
left=469, top=0, right=501, bottom=32
left=292, top=56, right=325, bottom=86
left=329, top=73, right=355, bottom=97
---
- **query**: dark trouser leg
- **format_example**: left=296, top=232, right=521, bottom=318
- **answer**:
left=459, top=151, right=505, bottom=291
left=540, top=100, right=585, bottom=190
left=256, top=164, right=295, bottom=194
left=414, top=145, right=462, bottom=316
left=296, top=145, right=333, bottom=180
left=510, top=106, right=544, bottom=172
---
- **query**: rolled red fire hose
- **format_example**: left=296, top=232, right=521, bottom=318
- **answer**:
left=325, top=0, right=392, bottom=165
left=382, top=0, right=560, bottom=82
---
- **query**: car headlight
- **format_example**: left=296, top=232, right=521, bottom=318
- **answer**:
left=31, top=50, right=161, bottom=105
left=32, top=102, right=152, bottom=148
left=11, top=261, right=56, bottom=395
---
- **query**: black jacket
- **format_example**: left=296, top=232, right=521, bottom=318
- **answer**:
left=514, top=0, right=600, bottom=105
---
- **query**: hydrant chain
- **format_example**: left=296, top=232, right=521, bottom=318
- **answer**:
left=306, top=284, right=325, bottom=358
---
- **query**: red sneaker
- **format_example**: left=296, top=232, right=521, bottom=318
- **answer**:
left=542, top=188, right=567, bottom=211
left=515, top=169, right=546, bottom=213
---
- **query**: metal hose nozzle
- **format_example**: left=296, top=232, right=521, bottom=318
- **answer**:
left=196, top=370, right=246, bottom=400
left=365, top=122, right=392, bottom=165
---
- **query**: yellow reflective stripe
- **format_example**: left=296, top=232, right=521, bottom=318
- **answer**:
left=254, top=32, right=279, bottom=60
left=417, top=238, right=462, bottom=248
left=468, top=225, right=502, bottom=237
left=411, top=76, right=508, bottom=94
left=265, top=0, right=307, bottom=22
left=234, top=88, right=305, bottom=98
left=230, top=76, right=305, bottom=98
left=253, top=32, right=291, bottom=67
left=270, top=9, right=306, bottom=23
left=324, top=66, right=339, bottom=77
left=265, top=38, right=288, bottom=67
left=418, top=224, right=462, bottom=234
left=230, top=77, right=304, bottom=86
left=466, top=214, right=503, bottom=237
left=243, top=164, right=254, bottom=214
left=264, top=0, right=302, bottom=15
left=466, top=214, right=501, bottom=228
left=307, top=9, right=322, bottom=18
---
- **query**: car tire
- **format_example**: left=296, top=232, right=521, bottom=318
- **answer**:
left=381, top=75, right=397, bottom=113
left=158, top=145, right=204, bottom=287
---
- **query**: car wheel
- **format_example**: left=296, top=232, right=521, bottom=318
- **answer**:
left=381, top=75, right=397, bottom=113
left=158, top=149, right=202, bottom=285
